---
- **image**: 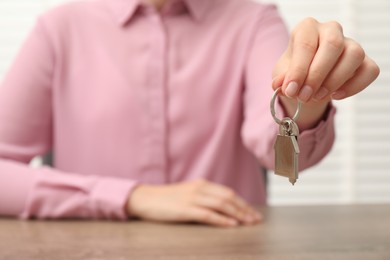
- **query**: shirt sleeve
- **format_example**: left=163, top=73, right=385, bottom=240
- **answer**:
left=241, top=5, right=336, bottom=171
left=0, top=18, right=137, bottom=220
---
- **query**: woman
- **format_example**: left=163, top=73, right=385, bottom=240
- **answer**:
left=0, top=0, right=379, bottom=227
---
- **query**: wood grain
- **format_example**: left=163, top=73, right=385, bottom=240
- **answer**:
left=0, top=205, right=389, bottom=260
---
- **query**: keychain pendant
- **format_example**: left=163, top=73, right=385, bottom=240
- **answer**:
left=274, top=134, right=299, bottom=185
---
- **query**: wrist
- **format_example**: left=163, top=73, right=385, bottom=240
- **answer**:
left=126, top=184, right=147, bottom=218
left=279, top=96, right=330, bottom=131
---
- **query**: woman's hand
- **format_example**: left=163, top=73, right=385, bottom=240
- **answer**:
left=127, top=179, right=261, bottom=227
left=273, top=17, right=379, bottom=102
left=272, top=18, right=380, bottom=129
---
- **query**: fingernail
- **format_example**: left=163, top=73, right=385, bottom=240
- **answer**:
left=332, top=90, right=347, bottom=100
left=285, top=81, right=299, bottom=97
left=298, top=85, right=313, bottom=103
left=314, top=87, right=329, bottom=100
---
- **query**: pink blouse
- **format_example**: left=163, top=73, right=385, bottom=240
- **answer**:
left=0, top=0, right=335, bottom=219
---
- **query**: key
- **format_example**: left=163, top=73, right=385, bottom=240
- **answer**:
left=274, top=117, right=300, bottom=185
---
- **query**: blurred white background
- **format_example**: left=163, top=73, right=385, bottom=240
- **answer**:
left=0, top=0, right=389, bottom=205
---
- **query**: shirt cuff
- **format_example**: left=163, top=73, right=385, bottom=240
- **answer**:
left=298, top=103, right=337, bottom=170
left=91, top=177, right=138, bottom=220
left=300, top=103, right=336, bottom=138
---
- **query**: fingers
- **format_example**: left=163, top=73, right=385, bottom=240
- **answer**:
left=194, top=193, right=258, bottom=224
left=193, top=195, right=243, bottom=225
left=282, top=18, right=319, bottom=98
left=314, top=38, right=366, bottom=101
left=301, top=22, right=345, bottom=102
left=184, top=207, right=239, bottom=228
left=278, top=18, right=378, bottom=103
left=284, top=20, right=347, bottom=102
left=197, top=181, right=261, bottom=224
left=332, top=56, right=380, bottom=100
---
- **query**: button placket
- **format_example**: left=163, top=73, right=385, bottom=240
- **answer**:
left=142, top=9, right=168, bottom=183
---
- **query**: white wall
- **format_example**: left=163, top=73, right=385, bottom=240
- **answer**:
left=1, top=0, right=389, bottom=205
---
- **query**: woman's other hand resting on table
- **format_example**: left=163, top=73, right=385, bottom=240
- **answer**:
left=127, top=179, right=262, bottom=227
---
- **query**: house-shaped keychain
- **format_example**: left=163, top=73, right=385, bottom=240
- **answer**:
left=274, top=123, right=300, bottom=185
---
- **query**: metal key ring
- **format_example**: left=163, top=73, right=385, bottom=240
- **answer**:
left=270, top=87, right=302, bottom=124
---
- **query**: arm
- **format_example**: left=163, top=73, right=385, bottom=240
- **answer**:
left=242, top=6, right=337, bottom=171
left=0, top=18, right=136, bottom=219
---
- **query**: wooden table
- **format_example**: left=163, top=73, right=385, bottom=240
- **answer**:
left=1, top=204, right=389, bottom=259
